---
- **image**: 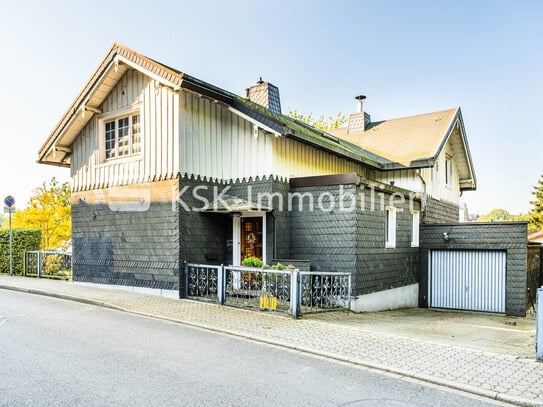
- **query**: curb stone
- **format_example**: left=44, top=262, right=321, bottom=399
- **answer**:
left=1, top=283, right=542, bottom=406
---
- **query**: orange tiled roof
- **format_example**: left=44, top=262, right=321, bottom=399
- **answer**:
left=327, top=108, right=459, bottom=167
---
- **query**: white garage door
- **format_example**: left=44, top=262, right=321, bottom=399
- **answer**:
left=430, top=250, right=506, bottom=313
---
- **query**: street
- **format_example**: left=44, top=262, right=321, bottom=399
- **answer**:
left=0, top=290, right=502, bottom=406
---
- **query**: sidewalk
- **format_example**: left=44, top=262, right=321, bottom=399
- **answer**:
left=1, top=275, right=542, bottom=406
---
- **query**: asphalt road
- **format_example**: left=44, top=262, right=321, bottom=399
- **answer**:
left=0, top=290, right=503, bottom=406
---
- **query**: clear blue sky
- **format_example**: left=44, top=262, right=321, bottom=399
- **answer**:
left=0, top=0, right=541, bottom=215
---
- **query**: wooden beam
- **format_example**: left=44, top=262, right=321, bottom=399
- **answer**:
left=54, top=145, right=72, bottom=154
left=84, top=105, right=102, bottom=114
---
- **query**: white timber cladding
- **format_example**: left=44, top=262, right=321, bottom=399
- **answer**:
left=179, top=91, right=370, bottom=181
left=72, top=78, right=371, bottom=191
left=374, top=169, right=425, bottom=194
left=71, top=69, right=179, bottom=191
left=374, top=148, right=461, bottom=205
left=425, top=143, right=460, bottom=203
left=272, top=137, right=369, bottom=179
left=179, top=92, right=273, bottom=181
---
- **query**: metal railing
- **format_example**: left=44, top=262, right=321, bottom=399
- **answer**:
left=224, top=266, right=292, bottom=312
left=185, top=263, right=221, bottom=301
left=182, top=262, right=352, bottom=318
left=299, top=271, right=352, bottom=313
left=24, top=251, right=72, bottom=280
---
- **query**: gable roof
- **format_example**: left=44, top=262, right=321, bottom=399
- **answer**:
left=38, top=42, right=390, bottom=170
left=38, top=43, right=180, bottom=166
left=38, top=43, right=475, bottom=190
left=327, top=108, right=476, bottom=190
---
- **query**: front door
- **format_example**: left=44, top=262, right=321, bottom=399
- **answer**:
left=240, top=217, right=263, bottom=263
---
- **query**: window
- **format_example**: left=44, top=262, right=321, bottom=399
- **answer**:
left=445, top=156, right=452, bottom=187
left=385, top=206, right=397, bottom=248
left=104, top=113, right=141, bottom=159
left=411, top=211, right=420, bottom=247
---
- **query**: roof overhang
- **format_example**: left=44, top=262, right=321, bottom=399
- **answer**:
left=437, top=109, right=477, bottom=191
left=38, top=43, right=478, bottom=186
left=38, top=43, right=185, bottom=167
left=380, top=108, right=477, bottom=191
left=202, top=195, right=272, bottom=213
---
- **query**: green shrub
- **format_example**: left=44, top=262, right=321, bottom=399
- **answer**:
left=241, top=257, right=263, bottom=268
left=0, top=229, right=42, bottom=274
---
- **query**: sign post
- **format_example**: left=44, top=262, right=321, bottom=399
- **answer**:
left=4, top=195, right=16, bottom=276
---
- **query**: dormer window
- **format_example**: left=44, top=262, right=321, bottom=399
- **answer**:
left=104, top=112, right=141, bottom=159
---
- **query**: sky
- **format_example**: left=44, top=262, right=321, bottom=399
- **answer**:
left=0, top=0, right=541, bottom=215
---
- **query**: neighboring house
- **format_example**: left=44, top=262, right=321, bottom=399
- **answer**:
left=38, top=43, right=476, bottom=312
left=528, top=230, right=543, bottom=244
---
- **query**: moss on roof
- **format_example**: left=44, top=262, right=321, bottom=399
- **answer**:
left=235, top=97, right=390, bottom=169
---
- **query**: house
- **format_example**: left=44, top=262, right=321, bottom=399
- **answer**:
left=38, top=43, right=477, bottom=312
left=528, top=230, right=543, bottom=244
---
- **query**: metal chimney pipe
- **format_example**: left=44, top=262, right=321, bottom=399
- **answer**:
left=355, top=95, right=366, bottom=113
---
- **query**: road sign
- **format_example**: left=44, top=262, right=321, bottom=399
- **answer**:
left=4, top=195, right=15, bottom=276
left=4, top=195, right=15, bottom=208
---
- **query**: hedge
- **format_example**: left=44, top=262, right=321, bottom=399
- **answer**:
left=0, top=229, right=42, bottom=274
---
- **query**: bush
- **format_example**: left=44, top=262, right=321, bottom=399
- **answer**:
left=241, top=257, right=263, bottom=268
left=0, top=229, right=42, bottom=274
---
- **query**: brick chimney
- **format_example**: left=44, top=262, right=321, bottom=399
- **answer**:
left=246, top=78, right=282, bottom=115
left=348, top=95, right=371, bottom=134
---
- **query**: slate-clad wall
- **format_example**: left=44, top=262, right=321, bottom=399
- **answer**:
left=178, top=175, right=291, bottom=265
left=419, top=222, right=528, bottom=317
left=177, top=176, right=230, bottom=265
left=271, top=178, right=291, bottom=260
left=290, top=184, right=357, bottom=275
left=424, top=197, right=459, bottom=224
left=72, top=180, right=180, bottom=290
left=355, top=185, right=420, bottom=296
left=290, top=182, right=421, bottom=298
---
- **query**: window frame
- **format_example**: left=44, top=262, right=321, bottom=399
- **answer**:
left=99, top=106, right=142, bottom=163
left=385, top=206, right=397, bottom=249
left=411, top=210, right=420, bottom=247
left=445, top=155, right=453, bottom=187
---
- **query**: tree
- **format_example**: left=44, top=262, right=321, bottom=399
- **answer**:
left=528, top=173, right=543, bottom=232
left=288, top=110, right=347, bottom=131
left=476, top=208, right=512, bottom=222
left=4, top=178, right=71, bottom=250
left=475, top=208, right=529, bottom=223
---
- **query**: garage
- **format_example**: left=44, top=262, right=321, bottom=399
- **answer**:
left=430, top=250, right=506, bottom=313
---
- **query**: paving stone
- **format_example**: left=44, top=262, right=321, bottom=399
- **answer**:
left=1, top=275, right=542, bottom=405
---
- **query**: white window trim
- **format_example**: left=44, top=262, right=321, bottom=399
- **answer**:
left=445, top=155, right=453, bottom=189
left=385, top=206, right=397, bottom=249
left=98, top=104, right=143, bottom=165
left=411, top=210, right=420, bottom=247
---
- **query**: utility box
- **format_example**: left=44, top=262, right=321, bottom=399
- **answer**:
left=538, top=288, right=543, bottom=361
